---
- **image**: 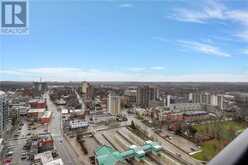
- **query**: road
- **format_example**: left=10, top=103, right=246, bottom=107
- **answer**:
left=46, top=93, right=82, bottom=165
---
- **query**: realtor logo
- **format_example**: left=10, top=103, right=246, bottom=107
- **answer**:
left=1, top=0, right=29, bottom=35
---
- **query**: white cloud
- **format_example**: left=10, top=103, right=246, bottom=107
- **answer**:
left=172, top=1, right=226, bottom=23
left=242, top=49, right=248, bottom=55
left=178, top=40, right=231, bottom=57
left=152, top=36, right=170, bottom=42
left=119, top=3, right=133, bottom=8
left=235, top=30, right=248, bottom=41
left=128, top=67, right=146, bottom=72
left=0, top=67, right=247, bottom=82
left=150, top=66, right=165, bottom=70
left=128, top=66, right=165, bottom=72
left=226, top=10, right=248, bottom=25
left=171, top=1, right=248, bottom=41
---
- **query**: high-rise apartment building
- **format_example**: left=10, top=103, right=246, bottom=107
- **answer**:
left=33, top=82, right=48, bottom=92
left=164, top=95, right=171, bottom=107
left=107, top=93, right=121, bottom=115
left=190, top=92, right=223, bottom=110
left=81, top=81, right=94, bottom=99
left=217, top=95, right=224, bottom=110
left=81, top=81, right=89, bottom=94
left=0, top=91, right=9, bottom=135
left=137, top=85, right=159, bottom=108
left=33, top=82, right=48, bottom=97
left=124, top=89, right=137, bottom=105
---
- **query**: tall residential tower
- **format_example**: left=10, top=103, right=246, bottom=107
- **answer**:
left=0, top=91, right=9, bottom=136
left=107, top=93, right=121, bottom=115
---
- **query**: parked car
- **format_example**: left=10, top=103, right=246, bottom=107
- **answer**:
left=6, top=151, right=14, bottom=157
left=52, top=150, right=58, bottom=158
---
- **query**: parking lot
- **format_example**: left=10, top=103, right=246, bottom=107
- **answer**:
left=2, top=117, right=48, bottom=165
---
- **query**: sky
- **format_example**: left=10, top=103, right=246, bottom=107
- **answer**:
left=1, top=0, right=248, bottom=82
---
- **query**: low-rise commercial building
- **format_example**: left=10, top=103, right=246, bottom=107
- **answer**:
left=160, top=112, right=184, bottom=122
left=45, top=159, right=64, bottom=165
left=183, top=111, right=209, bottom=122
left=69, top=119, right=89, bottom=129
left=29, top=99, right=46, bottom=109
left=28, top=108, right=46, bottom=120
left=167, top=103, right=202, bottom=112
left=38, top=133, right=54, bottom=153
left=34, top=151, right=63, bottom=165
left=40, top=111, right=52, bottom=124
left=34, top=151, right=54, bottom=165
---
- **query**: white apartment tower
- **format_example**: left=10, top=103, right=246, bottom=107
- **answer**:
left=0, top=91, right=8, bottom=135
left=81, top=81, right=89, bottom=94
left=191, top=92, right=223, bottom=110
left=108, top=93, right=121, bottom=115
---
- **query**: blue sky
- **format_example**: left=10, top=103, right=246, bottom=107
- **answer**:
left=1, top=0, right=248, bottom=81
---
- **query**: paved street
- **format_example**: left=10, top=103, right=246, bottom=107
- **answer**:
left=160, top=126, right=200, bottom=154
left=46, top=93, right=82, bottom=165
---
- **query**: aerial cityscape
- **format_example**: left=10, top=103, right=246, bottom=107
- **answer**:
left=1, top=0, right=248, bottom=165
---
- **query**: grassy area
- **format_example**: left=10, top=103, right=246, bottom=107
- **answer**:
left=192, top=121, right=247, bottom=161
left=193, top=139, right=223, bottom=161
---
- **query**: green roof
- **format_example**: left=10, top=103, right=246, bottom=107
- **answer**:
left=96, top=146, right=122, bottom=165
left=96, top=145, right=114, bottom=156
left=95, top=141, right=162, bottom=165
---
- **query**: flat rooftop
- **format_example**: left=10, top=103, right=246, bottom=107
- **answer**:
left=28, top=108, right=46, bottom=113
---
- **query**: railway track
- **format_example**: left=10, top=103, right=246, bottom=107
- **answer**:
left=118, top=127, right=183, bottom=165
left=102, top=131, right=157, bottom=165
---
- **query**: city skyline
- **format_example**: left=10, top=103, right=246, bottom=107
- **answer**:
left=1, top=0, right=248, bottom=82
